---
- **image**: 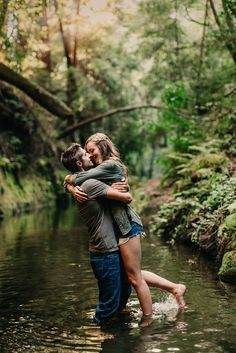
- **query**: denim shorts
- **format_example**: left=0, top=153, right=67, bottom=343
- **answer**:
left=119, top=222, right=146, bottom=246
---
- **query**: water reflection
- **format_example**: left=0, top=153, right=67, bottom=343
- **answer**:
left=0, top=205, right=235, bottom=353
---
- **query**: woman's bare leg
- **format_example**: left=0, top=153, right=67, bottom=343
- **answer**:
left=119, top=236, right=153, bottom=316
left=142, top=270, right=186, bottom=307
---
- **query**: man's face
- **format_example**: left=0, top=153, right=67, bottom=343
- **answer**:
left=80, top=148, right=94, bottom=170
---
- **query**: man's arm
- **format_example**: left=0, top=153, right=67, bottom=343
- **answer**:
left=111, top=177, right=129, bottom=193
left=80, top=179, right=132, bottom=204
left=66, top=180, right=130, bottom=203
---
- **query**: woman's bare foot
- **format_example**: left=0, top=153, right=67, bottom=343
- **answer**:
left=173, top=284, right=186, bottom=308
left=140, top=314, right=154, bottom=328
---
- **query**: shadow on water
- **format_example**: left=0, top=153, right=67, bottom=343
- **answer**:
left=0, top=204, right=235, bottom=353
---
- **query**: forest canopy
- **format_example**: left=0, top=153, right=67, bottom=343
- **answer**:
left=0, top=0, right=235, bottom=176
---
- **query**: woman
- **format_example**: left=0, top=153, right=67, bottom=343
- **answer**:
left=65, top=133, right=186, bottom=326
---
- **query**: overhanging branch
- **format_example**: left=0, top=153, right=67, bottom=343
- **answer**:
left=57, top=104, right=190, bottom=139
left=184, top=5, right=209, bottom=26
left=0, top=62, right=75, bottom=119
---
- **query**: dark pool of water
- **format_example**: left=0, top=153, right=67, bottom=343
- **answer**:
left=0, top=205, right=235, bottom=353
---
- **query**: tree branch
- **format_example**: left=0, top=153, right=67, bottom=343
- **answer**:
left=57, top=104, right=190, bottom=139
left=184, top=5, right=209, bottom=26
left=0, top=62, right=74, bottom=119
left=224, top=85, right=236, bottom=97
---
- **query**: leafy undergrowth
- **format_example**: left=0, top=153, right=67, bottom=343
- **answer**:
left=147, top=145, right=236, bottom=283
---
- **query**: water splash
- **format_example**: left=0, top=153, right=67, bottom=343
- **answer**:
left=152, top=295, right=180, bottom=321
left=127, top=295, right=180, bottom=322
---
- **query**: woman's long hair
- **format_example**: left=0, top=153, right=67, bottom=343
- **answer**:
left=85, top=133, right=128, bottom=175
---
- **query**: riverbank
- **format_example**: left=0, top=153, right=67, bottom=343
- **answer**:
left=0, top=82, right=71, bottom=219
left=0, top=168, right=68, bottom=219
left=138, top=175, right=236, bottom=285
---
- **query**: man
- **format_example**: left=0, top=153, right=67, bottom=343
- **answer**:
left=61, top=143, right=132, bottom=325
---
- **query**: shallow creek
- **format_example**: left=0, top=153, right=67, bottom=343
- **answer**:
left=0, top=205, right=235, bottom=353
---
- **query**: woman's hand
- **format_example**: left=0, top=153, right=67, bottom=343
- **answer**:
left=72, top=186, right=89, bottom=203
left=66, top=184, right=89, bottom=203
left=64, top=174, right=73, bottom=184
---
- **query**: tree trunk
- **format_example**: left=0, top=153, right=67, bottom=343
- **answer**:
left=209, top=0, right=236, bottom=65
left=148, top=142, right=158, bottom=178
left=0, top=0, right=9, bottom=32
left=174, top=0, right=182, bottom=80
left=222, top=0, right=236, bottom=62
left=53, top=0, right=72, bottom=68
left=39, top=3, right=52, bottom=73
left=0, top=62, right=74, bottom=119
left=53, top=0, right=81, bottom=137
left=195, top=0, right=209, bottom=104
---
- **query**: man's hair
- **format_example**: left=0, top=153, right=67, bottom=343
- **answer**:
left=61, top=143, right=83, bottom=173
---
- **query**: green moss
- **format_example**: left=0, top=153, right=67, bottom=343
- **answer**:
left=224, top=213, right=236, bottom=231
left=227, top=201, right=236, bottom=213
left=0, top=169, right=57, bottom=217
left=218, top=251, right=236, bottom=283
left=225, top=239, right=236, bottom=252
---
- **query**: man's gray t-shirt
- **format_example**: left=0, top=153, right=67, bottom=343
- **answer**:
left=78, top=178, right=119, bottom=254
left=72, top=160, right=143, bottom=235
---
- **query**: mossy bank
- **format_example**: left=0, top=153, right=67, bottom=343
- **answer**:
left=0, top=169, right=67, bottom=218
left=0, top=82, right=68, bottom=218
left=145, top=145, right=236, bottom=284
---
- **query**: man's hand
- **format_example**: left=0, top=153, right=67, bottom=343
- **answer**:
left=111, top=178, right=129, bottom=193
left=66, top=184, right=89, bottom=203
left=106, top=188, right=132, bottom=204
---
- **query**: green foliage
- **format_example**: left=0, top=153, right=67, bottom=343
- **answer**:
left=0, top=154, right=26, bottom=173
left=0, top=157, right=11, bottom=169
left=177, top=150, right=226, bottom=177
left=224, top=213, right=236, bottom=232
left=0, top=1, right=236, bottom=286
left=158, top=140, right=228, bottom=187
left=1, top=0, right=235, bottom=179
left=0, top=0, right=45, bottom=69
left=202, top=176, right=236, bottom=212
left=150, top=161, right=236, bottom=261
left=160, top=83, right=194, bottom=152
left=162, top=84, right=188, bottom=110
left=215, top=104, right=236, bottom=156
left=218, top=250, right=236, bottom=283
left=0, top=0, right=236, bottom=223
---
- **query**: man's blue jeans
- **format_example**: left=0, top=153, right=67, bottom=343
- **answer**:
left=90, top=251, right=131, bottom=324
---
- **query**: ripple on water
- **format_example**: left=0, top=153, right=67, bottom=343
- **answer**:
left=0, top=319, right=113, bottom=352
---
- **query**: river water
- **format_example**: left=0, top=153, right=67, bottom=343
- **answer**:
left=0, top=205, right=235, bottom=353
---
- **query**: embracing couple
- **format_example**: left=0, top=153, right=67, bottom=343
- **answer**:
left=61, top=133, right=186, bottom=327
